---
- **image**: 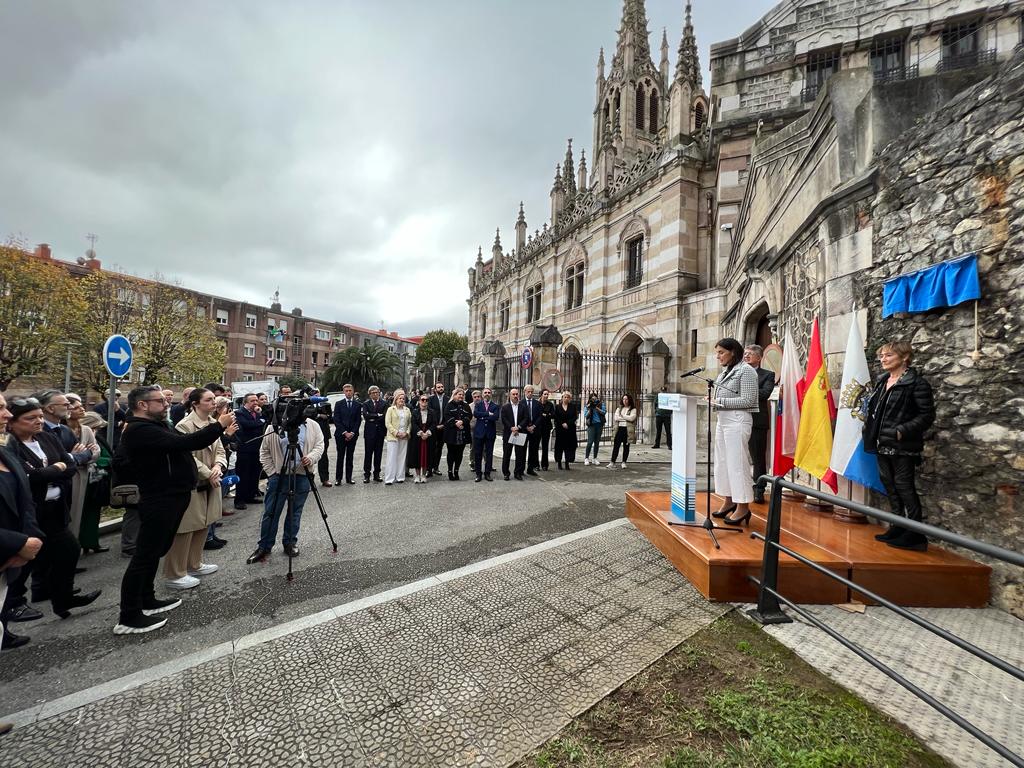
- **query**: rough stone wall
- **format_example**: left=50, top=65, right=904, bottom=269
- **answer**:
left=863, top=49, right=1024, bottom=616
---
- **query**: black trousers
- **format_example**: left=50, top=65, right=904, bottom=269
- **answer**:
left=877, top=454, right=922, bottom=522
left=469, top=436, right=478, bottom=471
left=446, top=442, right=467, bottom=474
left=235, top=451, right=261, bottom=503
left=654, top=415, right=672, bottom=448
left=335, top=436, right=356, bottom=482
left=363, top=433, right=384, bottom=478
left=318, top=439, right=331, bottom=483
left=431, top=432, right=446, bottom=472
left=526, top=430, right=540, bottom=471
left=554, top=434, right=576, bottom=464
left=538, top=429, right=551, bottom=469
left=502, top=437, right=526, bottom=478
left=3, top=500, right=80, bottom=613
left=610, top=426, right=631, bottom=463
left=749, top=426, right=769, bottom=493
left=119, top=491, right=190, bottom=620
left=474, top=433, right=495, bottom=477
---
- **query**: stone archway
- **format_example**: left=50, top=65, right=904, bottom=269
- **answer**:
left=616, top=332, right=644, bottom=399
left=744, top=300, right=773, bottom=347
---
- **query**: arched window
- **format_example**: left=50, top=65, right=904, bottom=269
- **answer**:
left=694, top=101, right=706, bottom=132
left=625, top=236, right=643, bottom=289
left=565, top=262, right=585, bottom=309
left=498, top=299, right=511, bottom=332
left=635, top=84, right=645, bottom=129
left=603, top=100, right=610, bottom=129
left=480, top=312, right=487, bottom=338
left=649, top=90, right=659, bottom=133
left=525, top=283, right=543, bottom=323
left=614, top=90, right=621, bottom=127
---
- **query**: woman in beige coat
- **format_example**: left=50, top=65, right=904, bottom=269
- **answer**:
left=163, top=388, right=227, bottom=589
left=65, top=393, right=100, bottom=542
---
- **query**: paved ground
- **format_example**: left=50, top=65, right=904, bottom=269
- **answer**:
left=1, top=522, right=728, bottom=768
left=759, top=604, right=1024, bottom=768
left=0, top=441, right=669, bottom=716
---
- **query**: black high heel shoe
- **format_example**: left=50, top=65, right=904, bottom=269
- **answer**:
left=53, top=589, right=102, bottom=619
left=711, top=503, right=737, bottom=519
left=723, top=509, right=752, bottom=526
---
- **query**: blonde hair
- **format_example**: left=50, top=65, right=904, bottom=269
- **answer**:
left=393, top=388, right=407, bottom=406
left=877, top=341, right=913, bottom=364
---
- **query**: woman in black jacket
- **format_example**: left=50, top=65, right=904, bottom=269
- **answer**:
left=443, top=389, right=473, bottom=480
left=537, top=389, right=556, bottom=470
left=863, top=341, right=936, bottom=551
left=408, top=394, right=439, bottom=484
left=5, top=398, right=101, bottom=618
left=554, top=391, right=579, bottom=469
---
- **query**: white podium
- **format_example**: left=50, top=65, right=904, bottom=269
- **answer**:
left=658, top=393, right=699, bottom=523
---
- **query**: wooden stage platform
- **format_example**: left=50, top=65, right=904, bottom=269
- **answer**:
left=625, top=491, right=991, bottom=608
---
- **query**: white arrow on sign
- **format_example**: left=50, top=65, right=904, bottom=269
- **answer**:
left=108, top=348, right=130, bottom=364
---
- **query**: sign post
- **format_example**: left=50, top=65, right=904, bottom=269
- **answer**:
left=102, top=334, right=133, bottom=448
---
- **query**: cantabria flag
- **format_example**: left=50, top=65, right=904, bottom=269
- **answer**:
left=830, top=319, right=885, bottom=493
left=793, top=318, right=838, bottom=491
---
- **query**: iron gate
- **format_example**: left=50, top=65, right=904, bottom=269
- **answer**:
left=556, top=348, right=647, bottom=444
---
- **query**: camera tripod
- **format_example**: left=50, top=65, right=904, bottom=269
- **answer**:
left=264, top=427, right=339, bottom=581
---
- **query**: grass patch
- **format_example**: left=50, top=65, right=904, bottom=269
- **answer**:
left=513, top=611, right=950, bottom=768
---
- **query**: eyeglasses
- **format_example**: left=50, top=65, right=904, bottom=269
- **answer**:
left=140, top=398, right=167, bottom=403
left=419, top=398, right=428, bottom=402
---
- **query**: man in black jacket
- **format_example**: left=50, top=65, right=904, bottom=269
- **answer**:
left=361, top=386, right=388, bottom=482
left=500, top=389, right=530, bottom=480
left=112, top=385, right=236, bottom=634
left=743, top=345, right=777, bottom=504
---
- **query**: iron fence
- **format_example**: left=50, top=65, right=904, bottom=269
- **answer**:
left=557, top=349, right=647, bottom=444
left=749, top=476, right=1024, bottom=768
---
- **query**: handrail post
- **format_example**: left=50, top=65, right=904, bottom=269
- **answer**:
left=748, top=476, right=793, bottom=625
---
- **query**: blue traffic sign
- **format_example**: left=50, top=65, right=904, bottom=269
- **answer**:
left=103, top=334, right=133, bottom=378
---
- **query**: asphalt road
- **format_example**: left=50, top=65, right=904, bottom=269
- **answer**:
left=0, top=444, right=670, bottom=717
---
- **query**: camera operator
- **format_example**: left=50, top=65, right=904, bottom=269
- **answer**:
left=314, top=402, right=333, bottom=487
left=246, top=400, right=324, bottom=564
left=112, top=385, right=237, bottom=635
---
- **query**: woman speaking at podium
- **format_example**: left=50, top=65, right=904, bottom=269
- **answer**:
left=708, top=338, right=760, bottom=526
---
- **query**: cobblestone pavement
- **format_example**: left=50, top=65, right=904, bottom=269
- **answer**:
left=759, top=605, right=1024, bottom=768
left=1, top=523, right=728, bottom=767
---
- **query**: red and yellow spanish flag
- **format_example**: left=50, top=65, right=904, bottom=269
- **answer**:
left=794, top=318, right=838, bottom=491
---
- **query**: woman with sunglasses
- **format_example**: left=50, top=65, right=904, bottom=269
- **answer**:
left=4, top=398, right=101, bottom=619
left=409, top=394, right=438, bottom=484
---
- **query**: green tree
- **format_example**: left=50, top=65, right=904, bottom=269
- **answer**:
left=72, top=270, right=146, bottom=395
left=321, top=345, right=400, bottom=394
left=0, top=243, right=86, bottom=391
left=276, top=374, right=309, bottom=391
left=414, top=329, right=468, bottom=366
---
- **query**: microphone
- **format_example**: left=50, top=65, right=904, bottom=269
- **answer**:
left=680, top=367, right=705, bottom=378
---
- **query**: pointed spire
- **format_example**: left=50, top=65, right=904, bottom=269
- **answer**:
left=675, top=1, right=701, bottom=89
left=517, top=201, right=526, bottom=225
left=597, top=47, right=605, bottom=79
left=611, top=0, right=653, bottom=77
left=551, top=163, right=563, bottom=193
left=578, top=149, right=588, bottom=193
left=476, top=246, right=483, bottom=265
left=493, top=228, right=502, bottom=249
left=563, top=139, right=576, bottom=201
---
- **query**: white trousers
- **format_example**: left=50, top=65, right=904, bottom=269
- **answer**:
left=384, top=440, right=408, bottom=484
left=714, top=410, right=753, bottom=504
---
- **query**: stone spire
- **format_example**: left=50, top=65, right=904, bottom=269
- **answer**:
left=492, top=228, right=503, bottom=270
left=515, top=202, right=527, bottom=253
left=578, top=149, right=588, bottom=194
left=675, top=1, right=701, bottom=90
left=475, top=245, right=484, bottom=267
left=660, top=28, right=670, bottom=84
left=550, top=164, right=565, bottom=225
left=611, top=0, right=653, bottom=77
left=562, top=139, right=577, bottom=202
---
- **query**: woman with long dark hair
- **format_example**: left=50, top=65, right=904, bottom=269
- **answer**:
left=443, top=389, right=473, bottom=480
left=608, top=393, right=638, bottom=468
left=863, top=340, right=935, bottom=551
left=708, top=338, right=759, bottom=526
left=554, top=391, right=578, bottom=469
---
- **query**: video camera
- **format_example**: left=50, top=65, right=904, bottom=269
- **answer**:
left=270, top=384, right=329, bottom=435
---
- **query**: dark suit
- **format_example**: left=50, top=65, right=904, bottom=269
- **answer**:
left=315, top=412, right=332, bottom=483
left=749, top=366, right=776, bottom=496
left=537, top=400, right=555, bottom=469
left=428, top=393, right=449, bottom=472
left=332, top=398, right=362, bottom=483
left=361, top=397, right=388, bottom=480
left=0, top=446, right=43, bottom=590
left=472, top=400, right=499, bottom=478
left=4, top=432, right=80, bottom=614
left=233, top=406, right=266, bottom=505
left=520, top=397, right=541, bottom=471
left=500, top=400, right=530, bottom=479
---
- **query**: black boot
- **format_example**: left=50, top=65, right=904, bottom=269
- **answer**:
left=886, top=530, right=927, bottom=551
left=874, top=526, right=904, bottom=542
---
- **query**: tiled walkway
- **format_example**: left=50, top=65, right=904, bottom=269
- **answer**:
left=1, top=522, right=727, bottom=768
left=761, top=604, right=1024, bottom=768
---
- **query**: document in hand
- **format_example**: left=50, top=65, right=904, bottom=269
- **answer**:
left=508, top=432, right=527, bottom=446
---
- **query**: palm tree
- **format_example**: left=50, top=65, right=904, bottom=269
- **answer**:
left=321, top=345, right=401, bottom=394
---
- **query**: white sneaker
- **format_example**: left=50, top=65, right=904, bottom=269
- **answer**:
left=621, top=462, right=628, bottom=469
left=584, top=458, right=591, bottom=465
left=607, top=462, right=615, bottom=468
left=164, top=575, right=200, bottom=590
left=188, top=563, right=219, bottom=577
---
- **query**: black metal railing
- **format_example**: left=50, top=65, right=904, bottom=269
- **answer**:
left=873, top=63, right=920, bottom=84
left=800, top=85, right=820, bottom=103
left=937, top=48, right=997, bottom=73
left=748, top=475, right=1024, bottom=768
left=625, top=269, right=643, bottom=290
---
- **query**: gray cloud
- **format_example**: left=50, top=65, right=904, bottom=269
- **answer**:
left=0, top=0, right=776, bottom=337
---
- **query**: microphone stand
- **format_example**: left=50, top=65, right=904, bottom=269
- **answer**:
left=667, top=373, right=742, bottom=549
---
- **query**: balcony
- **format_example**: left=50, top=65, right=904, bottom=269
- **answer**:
left=936, top=48, right=996, bottom=73
left=873, top=64, right=919, bottom=84
left=625, top=270, right=643, bottom=290
left=800, top=85, right=820, bottom=103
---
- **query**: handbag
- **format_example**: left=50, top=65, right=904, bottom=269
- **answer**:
left=109, top=484, right=140, bottom=508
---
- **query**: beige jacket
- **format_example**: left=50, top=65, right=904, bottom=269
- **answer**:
left=384, top=406, right=411, bottom=441
left=259, top=419, right=325, bottom=475
left=613, top=406, right=638, bottom=441
left=175, top=410, right=227, bottom=532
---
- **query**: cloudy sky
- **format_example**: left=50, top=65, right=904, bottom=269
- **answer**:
left=0, top=0, right=776, bottom=337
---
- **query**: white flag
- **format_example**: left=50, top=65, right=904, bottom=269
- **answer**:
left=778, top=328, right=801, bottom=458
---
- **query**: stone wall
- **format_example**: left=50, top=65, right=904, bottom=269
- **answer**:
left=862, top=49, right=1024, bottom=616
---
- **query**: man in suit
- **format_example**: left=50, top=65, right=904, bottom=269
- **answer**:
left=521, top=385, right=541, bottom=476
left=37, top=390, right=93, bottom=470
left=500, top=388, right=529, bottom=480
left=428, top=382, right=449, bottom=476
left=332, top=383, right=361, bottom=485
left=361, top=385, right=387, bottom=483
left=233, top=394, right=266, bottom=510
left=744, top=345, right=777, bottom=504
left=472, top=388, right=499, bottom=482
left=653, top=385, right=672, bottom=449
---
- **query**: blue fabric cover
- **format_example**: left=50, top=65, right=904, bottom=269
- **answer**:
left=882, top=253, right=980, bottom=318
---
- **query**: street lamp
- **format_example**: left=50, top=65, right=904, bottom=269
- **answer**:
left=59, top=341, right=80, bottom=393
